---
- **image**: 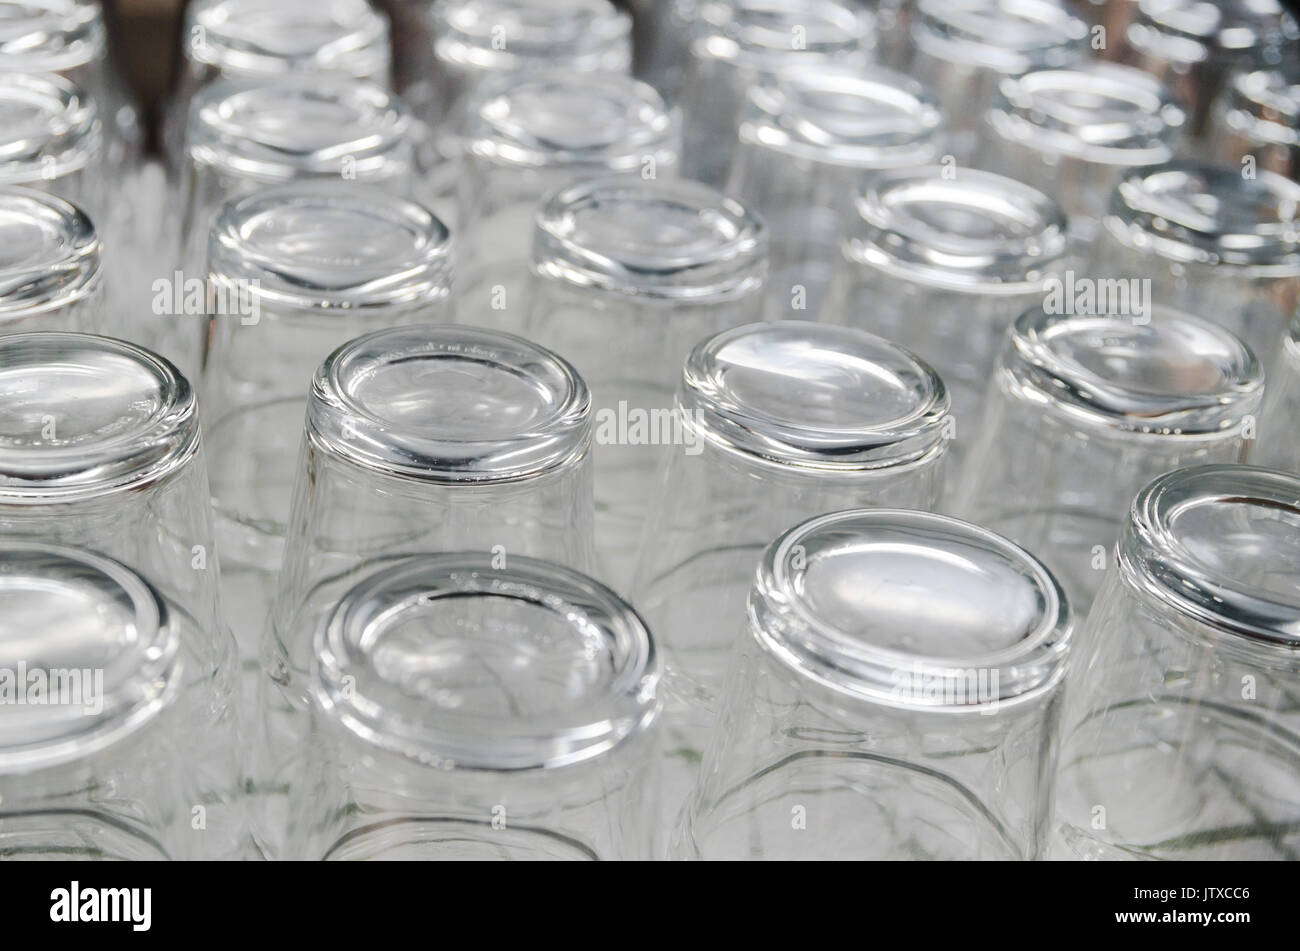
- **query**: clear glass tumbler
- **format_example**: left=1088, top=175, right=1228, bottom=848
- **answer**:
left=203, top=182, right=455, bottom=661
left=524, top=176, right=767, bottom=585
left=1092, top=159, right=1300, bottom=358
left=455, top=70, right=679, bottom=328
left=725, top=65, right=946, bottom=319
left=0, top=71, right=103, bottom=218
left=957, top=304, right=1263, bottom=615
left=676, top=507, right=1073, bottom=859
left=284, top=552, right=661, bottom=860
left=822, top=165, right=1069, bottom=483
left=1053, top=464, right=1300, bottom=860
left=973, top=63, right=1185, bottom=243
left=0, top=542, right=239, bottom=860
left=0, top=187, right=102, bottom=336
left=677, top=0, right=873, bottom=188
left=900, top=0, right=1090, bottom=160
left=1123, top=0, right=1299, bottom=140
left=630, top=321, right=952, bottom=833
left=255, top=324, right=595, bottom=856
left=1207, top=63, right=1300, bottom=183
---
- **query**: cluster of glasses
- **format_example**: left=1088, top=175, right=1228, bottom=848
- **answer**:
left=0, top=0, right=1297, bottom=862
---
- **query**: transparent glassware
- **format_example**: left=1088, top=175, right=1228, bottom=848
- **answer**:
left=255, top=324, right=594, bottom=857
left=0, top=542, right=239, bottom=861
left=203, top=182, right=454, bottom=662
left=725, top=65, right=946, bottom=320
left=629, top=321, right=951, bottom=836
left=901, top=0, right=1090, bottom=160
left=284, top=552, right=661, bottom=860
left=1255, top=309, right=1300, bottom=475
left=677, top=0, right=873, bottom=188
left=523, top=176, right=767, bottom=585
left=0, top=187, right=102, bottom=336
left=170, top=75, right=416, bottom=375
left=973, top=63, right=1185, bottom=244
left=166, top=0, right=392, bottom=162
left=0, top=0, right=143, bottom=176
left=675, top=507, right=1073, bottom=860
left=1123, top=0, right=1299, bottom=141
left=1208, top=63, right=1300, bottom=182
left=0, top=332, right=243, bottom=858
left=1092, top=160, right=1300, bottom=359
left=822, top=165, right=1069, bottom=485
left=957, top=305, right=1263, bottom=616
left=0, top=71, right=103, bottom=219
left=455, top=70, right=679, bottom=329
left=1053, top=464, right=1300, bottom=860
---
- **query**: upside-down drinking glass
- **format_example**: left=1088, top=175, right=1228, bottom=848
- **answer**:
left=0, top=542, right=238, bottom=860
left=974, top=63, right=1185, bottom=243
left=1207, top=62, right=1300, bottom=183
left=630, top=321, right=952, bottom=835
left=1092, top=160, right=1300, bottom=358
left=203, top=182, right=454, bottom=659
left=1053, top=464, right=1300, bottom=860
left=900, top=0, right=1089, bottom=160
left=0, top=71, right=103, bottom=218
left=725, top=65, right=946, bottom=319
left=0, top=187, right=102, bottom=336
left=957, top=304, right=1263, bottom=615
left=677, top=0, right=873, bottom=188
left=455, top=71, right=679, bottom=328
left=284, top=552, right=661, bottom=860
left=676, top=507, right=1073, bottom=859
left=524, top=176, right=767, bottom=584
left=822, top=165, right=1069, bottom=484
left=255, top=324, right=594, bottom=856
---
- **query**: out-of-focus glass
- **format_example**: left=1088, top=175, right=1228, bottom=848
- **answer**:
left=974, top=63, right=1185, bottom=243
left=677, top=0, right=873, bottom=188
left=0, top=71, right=103, bottom=217
left=203, top=182, right=454, bottom=660
left=0, top=543, right=235, bottom=860
left=524, top=176, right=767, bottom=584
left=167, top=0, right=392, bottom=161
left=456, top=71, right=679, bottom=328
left=1054, top=464, right=1300, bottom=860
left=1123, top=0, right=1299, bottom=140
left=822, top=165, right=1069, bottom=483
left=958, top=305, right=1263, bottom=614
left=284, top=552, right=661, bottom=860
left=0, top=187, right=102, bottom=335
left=1092, top=160, right=1300, bottom=358
left=630, top=321, right=951, bottom=835
left=901, top=0, right=1089, bottom=160
left=0, top=332, right=243, bottom=858
left=726, top=66, right=946, bottom=319
left=1255, top=308, right=1300, bottom=475
left=1208, top=63, right=1300, bottom=182
left=255, top=324, right=594, bottom=857
left=629, top=0, right=699, bottom=101
left=676, top=507, right=1073, bottom=859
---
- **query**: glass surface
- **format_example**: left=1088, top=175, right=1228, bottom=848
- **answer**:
left=285, top=552, right=660, bottom=860
left=0, top=187, right=101, bottom=335
left=677, top=508, right=1072, bottom=859
left=1208, top=62, right=1300, bottom=185
left=1054, top=465, right=1300, bottom=859
left=1256, top=310, right=1300, bottom=475
left=0, top=71, right=102, bottom=217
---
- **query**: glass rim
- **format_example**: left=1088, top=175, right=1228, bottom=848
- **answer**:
left=751, top=508, right=1072, bottom=711
left=184, top=0, right=391, bottom=79
left=532, top=175, right=767, bottom=301
left=0, top=332, right=199, bottom=502
left=736, top=65, right=945, bottom=169
left=1220, top=64, right=1300, bottom=148
left=0, top=0, right=105, bottom=74
left=311, top=551, right=659, bottom=772
left=842, top=165, right=1068, bottom=293
left=0, top=70, right=100, bottom=186
left=692, top=0, right=873, bottom=67
left=0, top=541, right=180, bottom=775
left=1129, top=0, right=1299, bottom=60
left=681, top=321, right=952, bottom=471
left=910, top=0, right=1089, bottom=75
left=308, top=323, right=592, bottom=484
left=1002, top=304, right=1264, bottom=437
left=208, top=182, right=452, bottom=313
left=1119, top=464, right=1300, bottom=649
left=432, top=0, right=631, bottom=72
left=0, top=186, right=100, bottom=320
